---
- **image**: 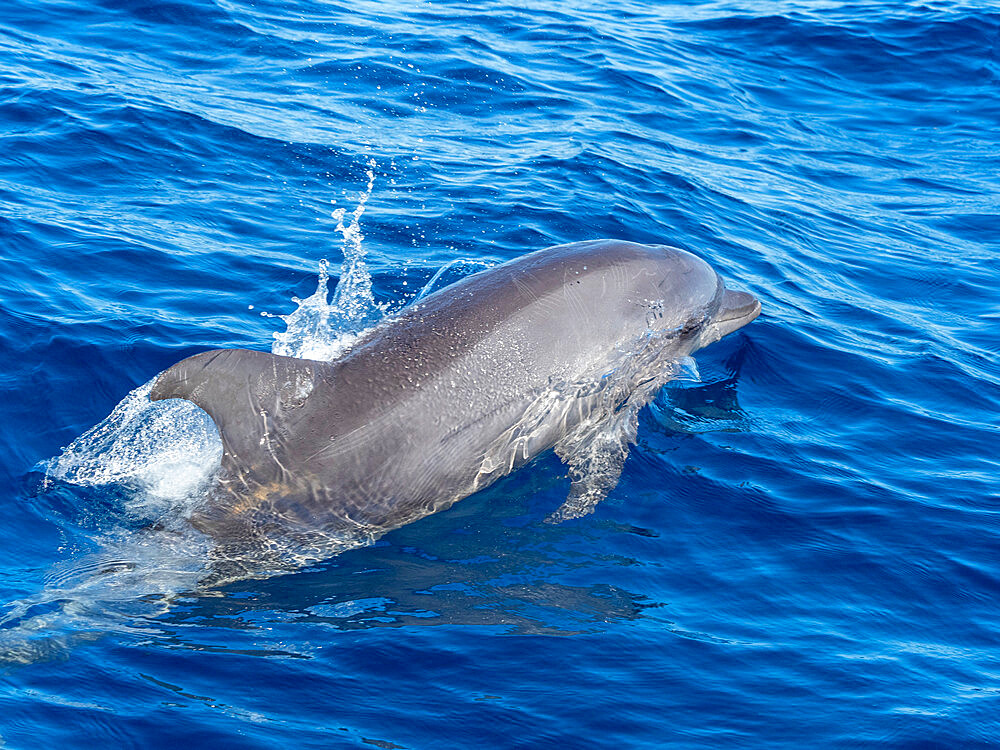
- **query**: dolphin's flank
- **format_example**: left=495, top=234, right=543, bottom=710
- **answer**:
left=150, top=240, right=760, bottom=567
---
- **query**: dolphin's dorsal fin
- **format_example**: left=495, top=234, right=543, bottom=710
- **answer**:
left=149, top=349, right=326, bottom=479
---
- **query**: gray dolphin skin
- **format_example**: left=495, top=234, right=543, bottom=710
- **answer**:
left=150, top=240, right=760, bottom=567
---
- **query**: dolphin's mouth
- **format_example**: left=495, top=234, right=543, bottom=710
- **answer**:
left=704, top=288, right=761, bottom=343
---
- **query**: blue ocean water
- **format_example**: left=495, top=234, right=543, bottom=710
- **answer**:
left=1, top=0, right=999, bottom=746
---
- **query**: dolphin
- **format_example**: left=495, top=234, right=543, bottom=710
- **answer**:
left=149, top=240, right=760, bottom=568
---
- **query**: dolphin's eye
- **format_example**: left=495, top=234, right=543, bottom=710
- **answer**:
left=679, top=316, right=703, bottom=337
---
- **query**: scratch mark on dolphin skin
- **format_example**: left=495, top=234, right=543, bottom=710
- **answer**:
left=259, top=410, right=292, bottom=481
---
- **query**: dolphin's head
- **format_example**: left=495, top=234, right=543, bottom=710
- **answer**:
left=542, top=240, right=760, bottom=359
left=627, top=243, right=760, bottom=354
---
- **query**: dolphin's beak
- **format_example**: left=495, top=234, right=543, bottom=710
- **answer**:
left=703, top=288, right=761, bottom=344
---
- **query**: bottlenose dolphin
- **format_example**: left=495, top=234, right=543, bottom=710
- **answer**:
left=150, top=240, right=759, bottom=567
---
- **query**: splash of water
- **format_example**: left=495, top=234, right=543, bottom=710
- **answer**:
left=413, top=258, right=494, bottom=302
left=270, top=158, right=386, bottom=361
left=43, top=380, right=222, bottom=517
left=8, top=163, right=396, bottom=662
left=41, top=160, right=390, bottom=530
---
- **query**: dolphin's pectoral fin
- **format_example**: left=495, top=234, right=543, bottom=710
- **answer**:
left=547, top=401, right=641, bottom=523
left=548, top=434, right=629, bottom=523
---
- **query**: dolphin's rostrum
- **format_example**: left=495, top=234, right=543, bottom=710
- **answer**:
left=150, top=240, right=760, bottom=569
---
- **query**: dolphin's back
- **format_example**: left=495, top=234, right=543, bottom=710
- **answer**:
left=336, top=238, right=720, bottom=401
left=149, top=240, right=728, bottom=544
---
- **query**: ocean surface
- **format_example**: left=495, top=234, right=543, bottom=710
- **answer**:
left=1, top=0, right=999, bottom=747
